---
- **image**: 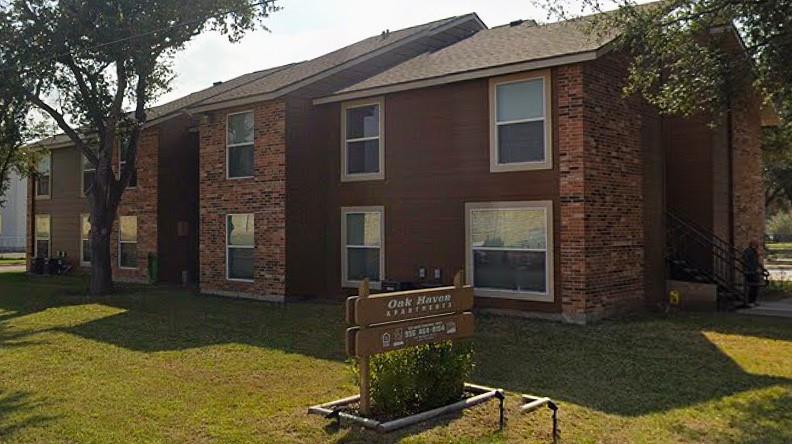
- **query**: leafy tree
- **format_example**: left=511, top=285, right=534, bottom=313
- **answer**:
left=763, top=126, right=792, bottom=212
left=0, top=93, right=30, bottom=208
left=0, top=0, right=278, bottom=294
left=542, top=0, right=790, bottom=125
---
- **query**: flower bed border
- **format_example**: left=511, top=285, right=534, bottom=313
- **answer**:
left=308, top=383, right=504, bottom=433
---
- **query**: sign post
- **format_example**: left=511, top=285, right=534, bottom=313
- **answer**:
left=347, top=271, right=474, bottom=417
left=311, top=270, right=509, bottom=434
left=357, top=279, right=371, bottom=416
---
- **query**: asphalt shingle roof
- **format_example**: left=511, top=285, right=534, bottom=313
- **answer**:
left=333, top=16, right=616, bottom=95
left=195, top=15, right=470, bottom=107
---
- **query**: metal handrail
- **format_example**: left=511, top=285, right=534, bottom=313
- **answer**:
left=666, top=210, right=769, bottom=301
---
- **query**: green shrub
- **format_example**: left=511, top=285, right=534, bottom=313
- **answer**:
left=354, top=341, right=474, bottom=418
left=768, top=212, right=792, bottom=236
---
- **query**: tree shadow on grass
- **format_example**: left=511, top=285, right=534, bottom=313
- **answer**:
left=472, top=313, right=792, bottom=417
left=4, top=272, right=791, bottom=421
left=0, top=391, right=58, bottom=438
left=60, top=289, right=349, bottom=362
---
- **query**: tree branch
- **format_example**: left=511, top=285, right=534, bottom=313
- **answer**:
left=25, top=92, right=98, bottom=165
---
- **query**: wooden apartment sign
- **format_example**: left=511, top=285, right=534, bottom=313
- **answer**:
left=351, top=312, right=474, bottom=356
left=346, top=271, right=475, bottom=415
left=347, top=285, right=474, bottom=327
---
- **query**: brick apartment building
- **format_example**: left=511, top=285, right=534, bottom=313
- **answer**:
left=28, top=12, right=773, bottom=323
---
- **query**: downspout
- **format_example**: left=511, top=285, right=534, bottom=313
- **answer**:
left=726, top=100, right=735, bottom=249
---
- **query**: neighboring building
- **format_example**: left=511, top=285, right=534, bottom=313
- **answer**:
left=0, top=171, right=27, bottom=252
left=28, top=12, right=772, bottom=323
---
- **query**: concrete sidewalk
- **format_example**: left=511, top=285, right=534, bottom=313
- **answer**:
left=737, top=297, right=792, bottom=319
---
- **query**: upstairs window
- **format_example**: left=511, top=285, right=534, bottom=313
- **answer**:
left=227, top=111, right=255, bottom=179
left=341, top=207, right=384, bottom=289
left=227, top=214, right=254, bottom=281
left=81, top=214, right=91, bottom=266
left=119, top=216, right=138, bottom=269
left=490, top=71, right=552, bottom=172
left=35, top=154, right=51, bottom=198
left=341, top=99, right=384, bottom=181
left=81, top=154, right=95, bottom=196
left=35, top=214, right=50, bottom=259
left=119, top=137, right=138, bottom=188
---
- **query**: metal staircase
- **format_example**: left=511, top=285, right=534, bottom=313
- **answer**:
left=665, top=210, right=769, bottom=310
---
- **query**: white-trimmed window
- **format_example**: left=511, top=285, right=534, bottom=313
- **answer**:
left=81, top=154, right=96, bottom=196
left=119, top=137, right=138, bottom=188
left=119, top=216, right=138, bottom=269
left=80, top=214, right=91, bottom=266
left=34, top=214, right=51, bottom=259
left=226, top=214, right=254, bottom=281
left=35, top=153, right=51, bottom=198
left=489, top=70, right=552, bottom=172
left=341, top=98, right=384, bottom=181
left=227, top=111, right=255, bottom=179
left=465, top=201, right=553, bottom=301
left=341, top=206, right=384, bottom=289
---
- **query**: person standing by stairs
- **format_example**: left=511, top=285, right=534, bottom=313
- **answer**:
left=742, top=240, right=762, bottom=307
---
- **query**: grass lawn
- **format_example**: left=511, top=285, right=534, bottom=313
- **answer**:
left=1, top=273, right=791, bottom=443
left=0, top=258, right=25, bottom=266
left=766, top=242, right=792, bottom=252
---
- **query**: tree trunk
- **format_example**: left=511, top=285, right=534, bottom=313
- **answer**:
left=87, top=144, right=123, bottom=296
left=89, top=202, right=115, bottom=296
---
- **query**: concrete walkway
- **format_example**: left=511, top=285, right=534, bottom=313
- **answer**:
left=737, top=297, right=792, bottom=319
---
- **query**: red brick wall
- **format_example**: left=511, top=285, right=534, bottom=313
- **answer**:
left=111, top=127, right=159, bottom=283
left=558, top=55, right=646, bottom=323
left=731, top=93, right=764, bottom=252
left=198, top=101, right=287, bottom=301
left=557, top=64, right=588, bottom=319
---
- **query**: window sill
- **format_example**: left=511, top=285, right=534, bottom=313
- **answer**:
left=226, top=176, right=255, bottom=181
left=474, top=288, right=553, bottom=302
left=227, top=278, right=255, bottom=283
left=490, top=161, right=552, bottom=173
left=35, top=195, right=51, bottom=200
left=118, top=266, right=138, bottom=271
left=341, top=173, right=384, bottom=183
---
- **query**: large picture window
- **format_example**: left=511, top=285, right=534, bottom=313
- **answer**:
left=34, top=214, right=51, bottom=259
left=81, top=214, right=91, bottom=266
left=227, top=111, right=255, bottom=179
left=490, top=71, right=552, bottom=172
left=466, top=201, right=553, bottom=301
left=341, top=207, right=384, bottom=289
left=227, top=214, right=254, bottom=281
left=341, top=98, right=384, bottom=181
left=119, top=216, right=138, bottom=269
left=35, top=153, right=51, bottom=198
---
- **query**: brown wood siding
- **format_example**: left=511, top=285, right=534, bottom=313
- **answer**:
left=299, top=75, right=562, bottom=313
left=285, top=97, right=329, bottom=297
left=641, top=107, right=665, bottom=305
left=156, top=115, right=200, bottom=284
left=34, top=147, right=89, bottom=270
left=666, top=115, right=713, bottom=276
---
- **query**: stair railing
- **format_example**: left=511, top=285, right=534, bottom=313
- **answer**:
left=666, top=211, right=769, bottom=303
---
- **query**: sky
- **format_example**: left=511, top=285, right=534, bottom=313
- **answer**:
left=157, top=0, right=569, bottom=105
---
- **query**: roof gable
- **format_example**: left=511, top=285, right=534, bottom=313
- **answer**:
left=316, top=16, right=616, bottom=104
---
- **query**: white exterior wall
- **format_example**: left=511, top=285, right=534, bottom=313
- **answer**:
left=0, top=171, right=27, bottom=251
